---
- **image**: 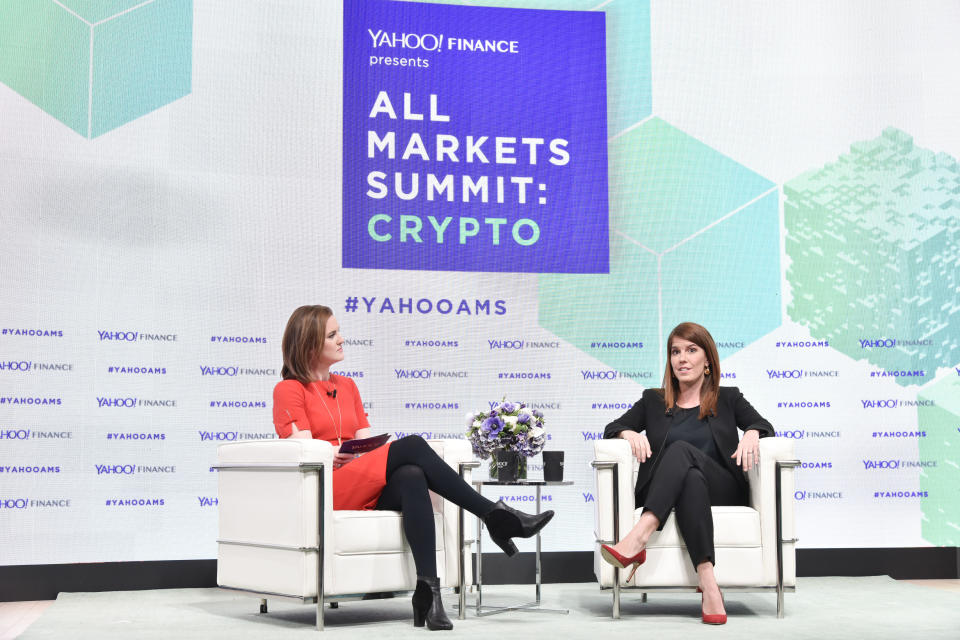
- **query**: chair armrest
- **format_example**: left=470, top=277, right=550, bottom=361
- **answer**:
left=746, top=437, right=798, bottom=586
left=592, top=439, right=637, bottom=546
left=217, top=439, right=336, bottom=548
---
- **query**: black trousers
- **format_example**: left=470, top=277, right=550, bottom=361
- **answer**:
left=375, top=435, right=495, bottom=578
left=638, top=440, right=746, bottom=567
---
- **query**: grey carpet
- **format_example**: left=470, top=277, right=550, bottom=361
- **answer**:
left=20, top=577, right=960, bottom=639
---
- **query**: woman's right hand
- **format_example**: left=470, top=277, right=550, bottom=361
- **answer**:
left=619, top=430, right=652, bottom=463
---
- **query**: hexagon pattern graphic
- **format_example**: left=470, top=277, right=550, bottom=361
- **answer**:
left=785, top=128, right=960, bottom=387
left=917, top=375, right=960, bottom=545
left=0, top=0, right=193, bottom=138
left=539, top=117, right=780, bottom=374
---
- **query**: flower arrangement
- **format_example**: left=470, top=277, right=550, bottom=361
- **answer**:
left=465, top=400, right=546, bottom=460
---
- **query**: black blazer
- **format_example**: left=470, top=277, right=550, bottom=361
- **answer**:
left=603, top=386, right=775, bottom=500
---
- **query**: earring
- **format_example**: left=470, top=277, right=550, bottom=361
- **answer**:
left=704, top=364, right=711, bottom=375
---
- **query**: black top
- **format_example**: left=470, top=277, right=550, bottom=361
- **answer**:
left=603, top=386, right=775, bottom=500
left=665, top=405, right=725, bottom=468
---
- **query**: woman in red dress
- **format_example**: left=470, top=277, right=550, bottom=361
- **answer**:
left=273, top=305, right=553, bottom=631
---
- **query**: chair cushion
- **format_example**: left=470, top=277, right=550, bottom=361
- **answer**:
left=638, top=506, right=760, bottom=548
left=332, top=510, right=443, bottom=555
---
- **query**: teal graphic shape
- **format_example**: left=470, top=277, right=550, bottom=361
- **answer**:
left=785, top=128, right=960, bottom=387
left=539, top=117, right=780, bottom=373
left=0, top=0, right=192, bottom=138
left=410, top=0, right=651, bottom=134
left=917, top=375, right=960, bottom=546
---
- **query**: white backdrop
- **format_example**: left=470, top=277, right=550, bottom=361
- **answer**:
left=1, top=0, right=959, bottom=566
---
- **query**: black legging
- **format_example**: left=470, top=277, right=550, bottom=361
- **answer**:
left=638, top=440, right=746, bottom=567
left=375, top=435, right=495, bottom=578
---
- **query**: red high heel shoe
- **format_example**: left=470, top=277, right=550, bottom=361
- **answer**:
left=699, top=587, right=726, bottom=625
left=600, top=544, right=647, bottom=582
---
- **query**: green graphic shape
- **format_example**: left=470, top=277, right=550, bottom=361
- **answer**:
left=785, top=128, right=960, bottom=386
left=0, top=0, right=193, bottom=138
left=539, top=117, right=780, bottom=373
left=410, top=0, right=651, bottom=134
left=917, top=375, right=960, bottom=545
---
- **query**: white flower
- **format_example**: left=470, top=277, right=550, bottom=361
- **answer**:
left=528, top=426, right=545, bottom=439
left=472, top=420, right=483, bottom=430
left=465, top=412, right=476, bottom=427
left=503, top=415, right=518, bottom=426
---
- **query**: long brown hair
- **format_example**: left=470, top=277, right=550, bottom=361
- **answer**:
left=661, top=322, right=721, bottom=419
left=281, top=305, right=333, bottom=384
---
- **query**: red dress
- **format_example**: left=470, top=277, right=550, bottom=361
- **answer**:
left=273, top=375, right=392, bottom=510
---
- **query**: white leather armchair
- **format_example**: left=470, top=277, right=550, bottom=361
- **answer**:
left=216, top=438, right=476, bottom=630
left=592, top=437, right=798, bottom=617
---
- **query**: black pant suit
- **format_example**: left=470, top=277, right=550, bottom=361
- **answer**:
left=603, top=387, right=775, bottom=566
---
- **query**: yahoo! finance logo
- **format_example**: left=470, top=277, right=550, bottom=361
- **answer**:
left=862, top=459, right=936, bottom=470
left=779, top=429, right=841, bottom=439
left=859, top=337, right=932, bottom=349
left=342, top=0, right=608, bottom=273
left=96, top=397, right=175, bottom=408
left=395, top=369, right=468, bottom=380
left=98, top=331, right=177, bottom=342
left=859, top=398, right=934, bottom=409
left=0, top=498, right=70, bottom=510
left=95, top=464, right=176, bottom=475
left=487, top=339, right=560, bottom=350
left=767, top=369, right=838, bottom=380
left=199, top=365, right=277, bottom=377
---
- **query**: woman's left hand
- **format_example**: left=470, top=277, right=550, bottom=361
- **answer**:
left=732, top=429, right=761, bottom=472
left=333, top=451, right=357, bottom=470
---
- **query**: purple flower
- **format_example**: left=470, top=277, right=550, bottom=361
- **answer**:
left=532, top=409, right=543, bottom=418
left=500, top=402, right=516, bottom=413
left=481, top=415, right=505, bottom=437
left=517, top=413, right=531, bottom=424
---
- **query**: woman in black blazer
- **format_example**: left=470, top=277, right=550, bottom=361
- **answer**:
left=599, top=322, right=775, bottom=625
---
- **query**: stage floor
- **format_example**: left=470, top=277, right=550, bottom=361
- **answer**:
left=6, top=577, right=960, bottom=639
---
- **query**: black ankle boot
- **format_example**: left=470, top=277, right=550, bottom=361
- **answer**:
left=412, top=576, right=453, bottom=630
left=482, top=500, right=555, bottom=556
